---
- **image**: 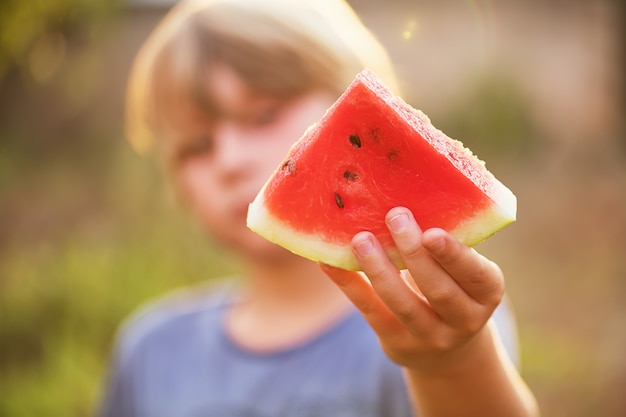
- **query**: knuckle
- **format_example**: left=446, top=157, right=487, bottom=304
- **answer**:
left=399, top=240, right=427, bottom=261
left=357, top=299, right=380, bottom=316
left=393, top=302, right=417, bottom=323
left=382, top=333, right=424, bottom=364
left=362, top=263, right=390, bottom=284
left=426, top=285, right=459, bottom=307
left=458, top=314, right=488, bottom=336
left=464, top=260, right=505, bottom=307
left=479, top=262, right=506, bottom=306
left=430, top=331, right=457, bottom=353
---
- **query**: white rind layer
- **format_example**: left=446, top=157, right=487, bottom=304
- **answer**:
left=247, top=194, right=363, bottom=271
left=247, top=182, right=516, bottom=271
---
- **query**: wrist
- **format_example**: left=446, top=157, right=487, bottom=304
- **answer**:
left=406, top=322, right=501, bottom=380
left=403, top=322, right=540, bottom=417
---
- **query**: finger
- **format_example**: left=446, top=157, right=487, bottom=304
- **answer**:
left=319, top=263, right=399, bottom=334
left=386, top=207, right=472, bottom=325
left=350, top=230, right=438, bottom=330
left=421, top=228, right=505, bottom=309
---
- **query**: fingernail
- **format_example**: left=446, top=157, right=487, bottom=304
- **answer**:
left=354, top=236, right=373, bottom=257
left=388, top=213, right=409, bottom=232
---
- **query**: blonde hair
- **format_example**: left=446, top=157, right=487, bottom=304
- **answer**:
left=126, top=0, right=398, bottom=155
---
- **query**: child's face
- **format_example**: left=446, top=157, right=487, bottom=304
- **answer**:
left=164, top=65, right=334, bottom=259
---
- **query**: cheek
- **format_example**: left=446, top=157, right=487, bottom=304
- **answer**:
left=175, top=162, right=219, bottom=214
left=259, top=104, right=329, bottom=168
left=259, top=135, right=295, bottom=170
left=243, top=127, right=299, bottom=185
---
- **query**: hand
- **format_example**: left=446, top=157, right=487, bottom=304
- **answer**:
left=321, top=206, right=505, bottom=375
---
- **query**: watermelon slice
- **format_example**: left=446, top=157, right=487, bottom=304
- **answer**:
left=247, top=69, right=516, bottom=271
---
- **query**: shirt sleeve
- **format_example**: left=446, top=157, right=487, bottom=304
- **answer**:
left=98, top=335, right=137, bottom=417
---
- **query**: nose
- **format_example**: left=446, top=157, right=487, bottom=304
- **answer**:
left=212, top=121, right=253, bottom=179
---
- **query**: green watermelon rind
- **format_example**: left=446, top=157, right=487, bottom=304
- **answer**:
left=247, top=184, right=516, bottom=271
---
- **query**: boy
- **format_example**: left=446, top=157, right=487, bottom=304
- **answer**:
left=100, top=0, right=539, bottom=416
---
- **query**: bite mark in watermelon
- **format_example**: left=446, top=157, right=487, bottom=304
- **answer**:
left=247, top=69, right=516, bottom=271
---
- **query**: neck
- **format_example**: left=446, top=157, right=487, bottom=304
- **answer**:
left=226, top=252, right=354, bottom=352
left=241, top=252, right=348, bottom=310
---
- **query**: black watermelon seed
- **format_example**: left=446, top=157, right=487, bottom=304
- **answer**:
left=343, top=170, right=358, bottom=181
left=370, top=128, right=381, bottom=141
left=349, top=134, right=362, bottom=148
left=334, top=192, right=344, bottom=209
left=387, top=149, right=399, bottom=160
left=282, top=158, right=295, bottom=174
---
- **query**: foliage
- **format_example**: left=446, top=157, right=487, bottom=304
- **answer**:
left=435, top=71, right=539, bottom=164
left=0, top=0, right=122, bottom=81
left=0, top=145, right=239, bottom=416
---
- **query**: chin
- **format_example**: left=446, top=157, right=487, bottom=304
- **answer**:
left=247, top=239, right=310, bottom=267
left=245, top=234, right=295, bottom=260
left=214, top=228, right=293, bottom=260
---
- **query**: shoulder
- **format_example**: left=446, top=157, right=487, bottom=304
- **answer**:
left=112, top=278, right=238, bottom=363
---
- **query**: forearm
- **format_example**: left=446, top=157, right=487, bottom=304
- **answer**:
left=404, top=323, right=539, bottom=417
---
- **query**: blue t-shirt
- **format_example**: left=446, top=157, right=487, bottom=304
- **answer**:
left=99, top=281, right=519, bottom=417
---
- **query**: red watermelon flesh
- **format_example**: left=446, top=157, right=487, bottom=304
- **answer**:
left=247, top=69, right=516, bottom=271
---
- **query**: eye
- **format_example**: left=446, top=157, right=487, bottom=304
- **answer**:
left=177, top=135, right=214, bottom=161
left=252, top=103, right=282, bottom=126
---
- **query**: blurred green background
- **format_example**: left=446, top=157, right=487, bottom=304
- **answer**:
left=0, top=0, right=624, bottom=416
